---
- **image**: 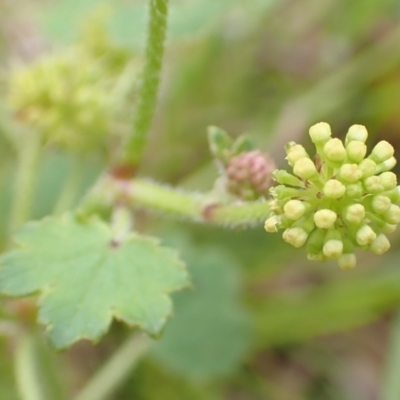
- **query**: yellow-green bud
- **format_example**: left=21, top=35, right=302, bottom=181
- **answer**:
left=376, top=157, right=397, bottom=173
left=345, top=182, right=363, bottom=198
left=338, top=164, right=362, bottom=183
left=345, top=125, right=368, bottom=143
left=381, top=223, right=397, bottom=234
left=264, top=216, right=281, bottom=232
left=359, top=159, right=377, bottom=178
left=356, top=225, right=377, bottom=246
left=379, top=171, right=397, bottom=190
left=346, top=141, right=367, bottom=163
left=293, top=158, right=318, bottom=179
left=370, top=233, right=391, bottom=255
left=309, top=122, right=332, bottom=143
left=314, top=209, right=337, bottom=229
left=324, top=138, right=346, bottom=163
left=285, top=143, right=309, bottom=166
left=323, top=179, right=346, bottom=198
left=371, top=195, right=391, bottom=214
left=283, top=200, right=307, bottom=220
left=344, top=204, right=365, bottom=224
left=306, top=229, right=326, bottom=257
left=382, top=204, right=400, bottom=224
left=268, top=199, right=282, bottom=213
left=370, top=140, right=394, bottom=163
left=363, top=176, right=384, bottom=194
left=323, top=230, right=343, bottom=258
left=338, top=254, right=357, bottom=270
left=283, top=227, right=308, bottom=248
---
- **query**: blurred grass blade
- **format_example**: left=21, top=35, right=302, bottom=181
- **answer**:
left=382, top=309, right=400, bottom=400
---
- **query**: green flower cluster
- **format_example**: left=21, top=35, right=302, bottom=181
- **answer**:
left=8, top=21, right=140, bottom=154
left=265, top=123, right=400, bottom=269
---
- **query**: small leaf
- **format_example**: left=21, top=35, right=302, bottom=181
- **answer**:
left=0, top=214, right=189, bottom=349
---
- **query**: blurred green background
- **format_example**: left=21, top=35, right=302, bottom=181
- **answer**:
left=2, top=0, right=400, bottom=399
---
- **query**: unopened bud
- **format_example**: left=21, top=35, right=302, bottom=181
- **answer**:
left=323, top=179, right=346, bottom=198
left=356, top=225, right=377, bottom=246
left=283, top=227, right=308, bottom=248
left=346, top=141, right=367, bottom=163
left=363, top=176, right=384, bottom=194
left=345, top=182, right=363, bottom=198
left=370, top=233, right=391, bottom=255
left=338, top=164, right=362, bottom=183
left=285, top=143, right=309, bottom=166
left=293, top=158, right=318, bottom=179
left=265, top=216, right=281, bottom=232
left=345, top=124, right=368, bottom=143
left=344, top=204, right=365, bottom=224
left=273, top=170, right=303, bottom=187
left=323, top=230, right=343, bottom=258
left=359, top=159, right=377, bottom=178
left=309, top=122, right=332, bottom=143
left=306, top=229, right=326, bottom=256
left=324, top=138, right=346, bottom=163
left=283, top=200, right=307, bottom=220
left=370, top=140, right=394, bottom=163
left=382, top=204, right=400, bottom=225
left=371, top=195, right=391, bottom=214
left=314, top=209, right=337, bottom=229
left=376, top=157, right=397, bottom=173
left=379, top=171, right=397, bottom=190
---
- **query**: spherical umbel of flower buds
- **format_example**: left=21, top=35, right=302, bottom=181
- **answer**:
left=265, top=122, right=400, bottom=269
left=225, top=150, right=275, bottom=200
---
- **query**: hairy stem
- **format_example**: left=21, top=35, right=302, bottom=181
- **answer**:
left=82, top=177, right=270, bottom=227
left=74, top=334, right=151, bottom=400
left=119, top=0, right=169, bottom=170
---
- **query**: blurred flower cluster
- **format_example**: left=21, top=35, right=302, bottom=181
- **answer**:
left=7, top=17, right=141, bottom=154
left=265, top=122, right=400, bottom=269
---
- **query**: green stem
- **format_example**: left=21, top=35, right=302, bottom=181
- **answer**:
left=53, top=156, right=84, bottom=215
left=121, top=0, right=169, bottom=167
left=14, top=333, right=45, bottom=400
left=9, top=133, right=41, bottom=232
left=74, top=334, right=151, bottom=400
left=82, top=177, right=270, bottom=227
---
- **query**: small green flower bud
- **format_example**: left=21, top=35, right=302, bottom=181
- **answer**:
left=293, top=158, right=318, bottom=179
left=323, top=230, right=343, bottom=258
left=309, top=122, right=332, bottom=143
left=314, top=209, right=337, bottom=229
left=285, top=143, right=309, bottom=166
left=323, top=179, right=346, bottom=198
left=363, top=176, right=384, bottom=194
left=338, top=254, right=357, bottom=270
left=338, top=164, right=362, bottom=183
left=376, top=157, right=397, bottom=173
left=382, top=204, right=400, bottom=224
left=273, top=170, right=303, bottom=187
left=264, top=216, right=281, bottom=232
left=346, top=141, right=367, bottom=163
left=359, top=159, right=377, bottom=178
left=371, top=195, right=391, bottom=214
left=370, top=140, right=394, bottom=163
left=345, top=124, right=368, bottom=143
left=370, top=233, right=391, bottom=255
left=270, top=185, right=302, bottom=200
left=324, top=138, right=346, bottom=163
left=345, top=182, right=363, bottom=198
left=344, top=204, right=365, bottom=224
left=356, top=225, right=377, bottom=246
left=283, top=227, right=308, bottom=248
left=384, top=186, right=400, bottom=203
left=283, top=200, right=307, bottom=220
left=379, top=172, right=397, bottom=190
